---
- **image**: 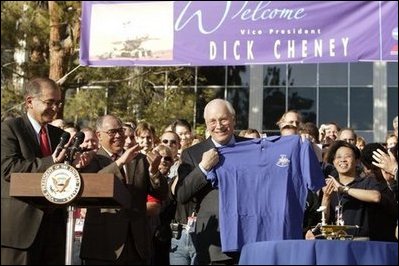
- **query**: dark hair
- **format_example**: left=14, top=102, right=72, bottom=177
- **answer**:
left=171, top=119, right=192, bottom=133
left=238, top=128, right=261, bottom=138
left=64, top=121, right=80, bottom=132
left=123, top=121, right=137, bottom=130
left=361, top=143, right=387, bottom=170
left=299, top=122, right=320, bottom=143
left=325, top=122, right=341, bottom=132
left=325, top=140, right=361, bottom=164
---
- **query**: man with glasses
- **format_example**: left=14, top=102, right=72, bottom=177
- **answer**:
left=175, top=99, right=249, bottom=265
left=79, top=115, right=168, bottom=265
left=1, top=77, right=76, bottom=264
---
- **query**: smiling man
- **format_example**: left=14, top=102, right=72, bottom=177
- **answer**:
left=79, top=115, right=168, bottom=265
left=1, top=77, right=68, bottom=265
left=175, top=99, right=247, bottom=264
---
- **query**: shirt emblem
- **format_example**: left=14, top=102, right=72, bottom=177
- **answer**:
left=276, top=154, right=290, bottom=167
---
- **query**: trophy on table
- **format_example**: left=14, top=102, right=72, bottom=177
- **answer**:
left=310, top=206, right=359, bottom=240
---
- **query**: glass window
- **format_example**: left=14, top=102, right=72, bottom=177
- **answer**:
left=227, top=66, right=250, bottom=86
left=263, top=65, right=286, bottom=86
left=350, top=62, right=373, bottom=86
left=388, top=86, right=398, bottom=131
left=387, top=62, right=398, bottom=131
left=319, top=87, right=348, bottom=127
left=288, top=64, right=317, bottom=86
left=263, top=87, right=286, bottom=130
left=227, top=87, right=249, bottom=130
left=195, top=86, right=225, bottom=125
left=198, top=66, right=226, bottom=86
left=319, top=63, right=348, bottom=86
left=387, top=62, right=398, bottom=86
left=350, top=87, right=373, bottom=130
left=288, top=87, right=317, bottom=123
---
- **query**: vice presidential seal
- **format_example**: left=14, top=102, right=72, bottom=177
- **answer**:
left=41, top=163, right=81, bottom=204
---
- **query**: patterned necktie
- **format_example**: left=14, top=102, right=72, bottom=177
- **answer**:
left=40, top=126, right=52, bottom=157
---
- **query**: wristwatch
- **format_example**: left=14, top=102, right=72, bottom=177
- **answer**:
left=338, top=185, right=350, bottom=194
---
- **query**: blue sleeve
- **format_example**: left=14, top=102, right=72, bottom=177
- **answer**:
left=300, top=139, right=325, bottom=191
left=206, top=168, right=218, bottom=188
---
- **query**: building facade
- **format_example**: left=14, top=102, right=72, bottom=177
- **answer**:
left=194, top=62, right=397, bottom=143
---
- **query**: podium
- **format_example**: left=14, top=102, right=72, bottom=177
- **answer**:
left=10, top=172, right=131, bottom=265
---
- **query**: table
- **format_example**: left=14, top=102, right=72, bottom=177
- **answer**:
left=238, top=240, right=398, bottom=265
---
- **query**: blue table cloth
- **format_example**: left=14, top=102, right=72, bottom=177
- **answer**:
left=239, top=240, right=398, bottom=265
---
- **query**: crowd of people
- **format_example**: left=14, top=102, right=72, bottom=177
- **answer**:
left=1, top=77, right=397, bottom=265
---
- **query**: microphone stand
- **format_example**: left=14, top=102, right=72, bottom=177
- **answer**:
left=63, top=132, right=85, bottom=264
left=64, top=150, right=76, bottom=265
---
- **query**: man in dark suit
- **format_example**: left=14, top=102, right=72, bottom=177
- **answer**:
left=1, top=77, right=69, bottom=264
left=176, top=99, right=247, bottom=264
left=80, top=115, right=168, bottom=265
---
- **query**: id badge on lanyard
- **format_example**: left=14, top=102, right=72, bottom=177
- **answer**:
left=187, top=212, right=197, bottom=233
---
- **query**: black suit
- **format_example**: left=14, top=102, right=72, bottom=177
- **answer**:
left=1, top=114, right=66, bottom=265
left=176, top=136, right=246, bottom=264
left=80, top=148, right=168, bottom=265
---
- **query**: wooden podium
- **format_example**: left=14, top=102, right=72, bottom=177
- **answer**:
left=10, top=173, right=131, bottom=208
left=10, top=172, right=131, bottom=265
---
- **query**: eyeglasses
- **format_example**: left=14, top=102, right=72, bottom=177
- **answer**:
left=162, top=139, right=177, bottom=145
left=100, top=127, right=125, bottom=137
left=206, top=118, right=230, bottom=128
left=162, top=156, right=173, bottom=162
left=37, top=98, right=63, bottom=108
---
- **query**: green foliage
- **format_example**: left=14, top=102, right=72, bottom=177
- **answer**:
left=1, top=81, right=25, bottom=120
left=1, top=1, right=51, bottom=78
left=142, top=86, right=196, bottom=136
left=194, top=123, right=207, bottom=138
left=63, top=89, right=106, bottom=127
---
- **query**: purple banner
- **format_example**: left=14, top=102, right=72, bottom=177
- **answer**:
left=80, top=1, right=398, bottom=66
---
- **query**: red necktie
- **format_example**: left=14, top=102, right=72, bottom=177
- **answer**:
left=40, top=126, right=52, bottom=157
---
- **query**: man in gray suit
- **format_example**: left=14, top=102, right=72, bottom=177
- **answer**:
left=1, top=77, right=70, bottom=264
left=80, top=115, right=168, bottom=265
left=176, top=99, right=247, bottom=264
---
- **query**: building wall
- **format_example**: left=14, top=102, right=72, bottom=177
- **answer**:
left=196, top=62, right=397, bottom=143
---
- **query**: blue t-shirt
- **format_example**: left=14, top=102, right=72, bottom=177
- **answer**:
left=207, top=135, right=325, bottom=252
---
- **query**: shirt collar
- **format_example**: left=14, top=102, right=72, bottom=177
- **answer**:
left=102, top=147, right=123, bottom=158
left=27, top=112, right=44, bottom=136
left=211, top=135, right=236, bottom=147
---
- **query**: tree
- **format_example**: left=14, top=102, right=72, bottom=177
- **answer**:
left=1, top=1, right=82, bottom=119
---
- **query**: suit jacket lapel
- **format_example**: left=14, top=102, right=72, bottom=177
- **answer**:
left=21, top=114, right=41, bottom=156
left=96, top=148, right=112, bottom=164
left=204, top=137, right=216, bottom=149
left=47, top=124, right=62, bottom=153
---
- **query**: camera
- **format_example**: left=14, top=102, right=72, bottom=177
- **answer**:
left=170, top=222, right=182, bottom=239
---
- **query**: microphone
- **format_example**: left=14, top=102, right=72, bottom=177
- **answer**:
left=54, top=131, right=71, bottom=157
left=67, top=131, right=85, bottom=163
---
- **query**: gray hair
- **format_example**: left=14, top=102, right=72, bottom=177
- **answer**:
left=203, top=99, right=236, bottom=119
left=24, top=77, right=59, bottom=97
